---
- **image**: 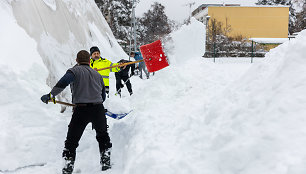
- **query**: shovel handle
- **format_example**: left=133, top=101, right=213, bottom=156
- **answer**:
left=96, top=59, right=143, bottom=71
left=54, top=100, right=76, bottom=107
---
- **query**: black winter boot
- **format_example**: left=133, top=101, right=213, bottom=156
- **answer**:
left=62, top=149, right=76, bottom=174
left=100, top=148, right=111, bottom=171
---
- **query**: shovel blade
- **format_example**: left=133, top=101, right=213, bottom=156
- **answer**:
left=140, top=40, right=169, bottom=72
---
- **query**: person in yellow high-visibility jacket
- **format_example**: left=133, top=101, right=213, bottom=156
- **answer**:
left=90, top=46, right=120, bottom=96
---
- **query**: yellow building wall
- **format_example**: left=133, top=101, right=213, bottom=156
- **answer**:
left=208, top=7, right=289, bottom=38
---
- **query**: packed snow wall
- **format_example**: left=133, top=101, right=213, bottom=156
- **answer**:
left=10, top=0, right=127, bottom=94
left=0, top=1, right=127, bottom=171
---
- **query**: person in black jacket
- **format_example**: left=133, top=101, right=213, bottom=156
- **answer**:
left=115, top=59, right=135, bottom=97
left=40, top=50, right=112, bottom=173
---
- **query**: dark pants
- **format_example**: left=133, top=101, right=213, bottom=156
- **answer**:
left=64, top=104, right=111, bottom=158
left=115, top=74, right=132, bottom=94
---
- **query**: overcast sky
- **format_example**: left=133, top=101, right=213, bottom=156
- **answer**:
left=136, top=0, right=258, bottom=22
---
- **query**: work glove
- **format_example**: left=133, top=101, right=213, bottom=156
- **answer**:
left=41, top=93, right=56, bottom=104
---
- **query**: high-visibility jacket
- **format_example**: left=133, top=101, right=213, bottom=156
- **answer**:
left=90, top=57, right=120, bottom=87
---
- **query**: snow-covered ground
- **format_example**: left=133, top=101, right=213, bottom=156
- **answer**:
left=1, top=1, right=306, bottom=174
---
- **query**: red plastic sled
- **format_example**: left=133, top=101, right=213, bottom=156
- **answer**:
left=140, top=40, right=169, bottom=72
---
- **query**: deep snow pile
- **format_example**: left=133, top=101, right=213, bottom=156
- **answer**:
left=1, top=1, right=306, bottom=174
left=9, top=0, right=127, bottom=103
left=0, top=1, right=60, bottom=171
left=110, top=21, right=306, bottom=173
left=0, top=0, right=127, bottom=173
left=201, top=30, right=306, bottom=174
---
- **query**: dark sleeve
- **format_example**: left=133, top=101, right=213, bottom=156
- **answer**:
left=50, top=70, right=75, bottom=96
left=102, top=86, right=106, bottom=102
left=100, top=76, right=106, bottom=102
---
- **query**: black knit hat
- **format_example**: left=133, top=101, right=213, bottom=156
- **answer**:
left=90, top=46, right=100, bottom=55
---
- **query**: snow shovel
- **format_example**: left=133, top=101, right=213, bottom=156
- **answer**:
left=49, top=100, right=130, bottom=120
left=140, top=39, right=169, bottom=72
left=53, top=100, right=76, bottom=107
left=96, top=59, right=143, bottom=71
left=96, top=40, right=169, bottom=72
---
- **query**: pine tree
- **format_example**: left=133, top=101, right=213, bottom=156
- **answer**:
left=256, top=0, right=291, bottom=5
left=291, top=5, right=306, bottom=33
left=95, top=1, right=174, bottom=51
left=138, top=2, right=172, bottom=44
left=95, top=0, right=135, bottom=52
left=256, top=0, right=272, bottom=5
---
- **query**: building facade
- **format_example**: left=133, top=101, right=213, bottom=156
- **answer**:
left=193, top=5, right=289, bottom=38
left=192, top=5, right=290, bottom=57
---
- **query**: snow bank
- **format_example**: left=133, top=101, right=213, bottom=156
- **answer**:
left=42, top=0, right=56, bottom=11
left=203, top=30, right=306, bottom=173
left=116, top=19, right=253, bottom=174
left=166, top=18, right=206, bottom=65
left=10, top=0, right=127, bottom=90
left=1, top=0, right=306, bottom=173
left=0, top=2, right=60, bottom=171
left=0, top=0, right=127, bottom=173
left=0, top=3, right=44, bottom=73
left=114, top=25, right=306, bottom=174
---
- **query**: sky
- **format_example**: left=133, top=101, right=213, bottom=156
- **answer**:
left=1, top=0, right=306, bottom=174
left=136, top=0, right=258, bottom=22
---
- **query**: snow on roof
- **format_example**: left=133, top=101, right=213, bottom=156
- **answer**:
left=249, top=38, right=289, bottom=44
left=197, top=4, right=289, bottom=8
left=210, top=5, right=290, bottom=8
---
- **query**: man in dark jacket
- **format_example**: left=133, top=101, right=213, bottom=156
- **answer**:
left=41, top=50, right=112, bottom=174
left=115, top=59, right=135, bottom=97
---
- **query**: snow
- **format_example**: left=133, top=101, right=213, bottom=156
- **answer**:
left=166, top=18, right=206, bottom=65
left=1, top=0, right=306, bottom=174
left=292, top=0, right=305, bottom=13
left=0, top=1, right=56, bottom=171
left=42, top=0, right=57, bottom=11
left=0, top=3, right=45, bottom=74
left=249, top=38, right=289, bottom=44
